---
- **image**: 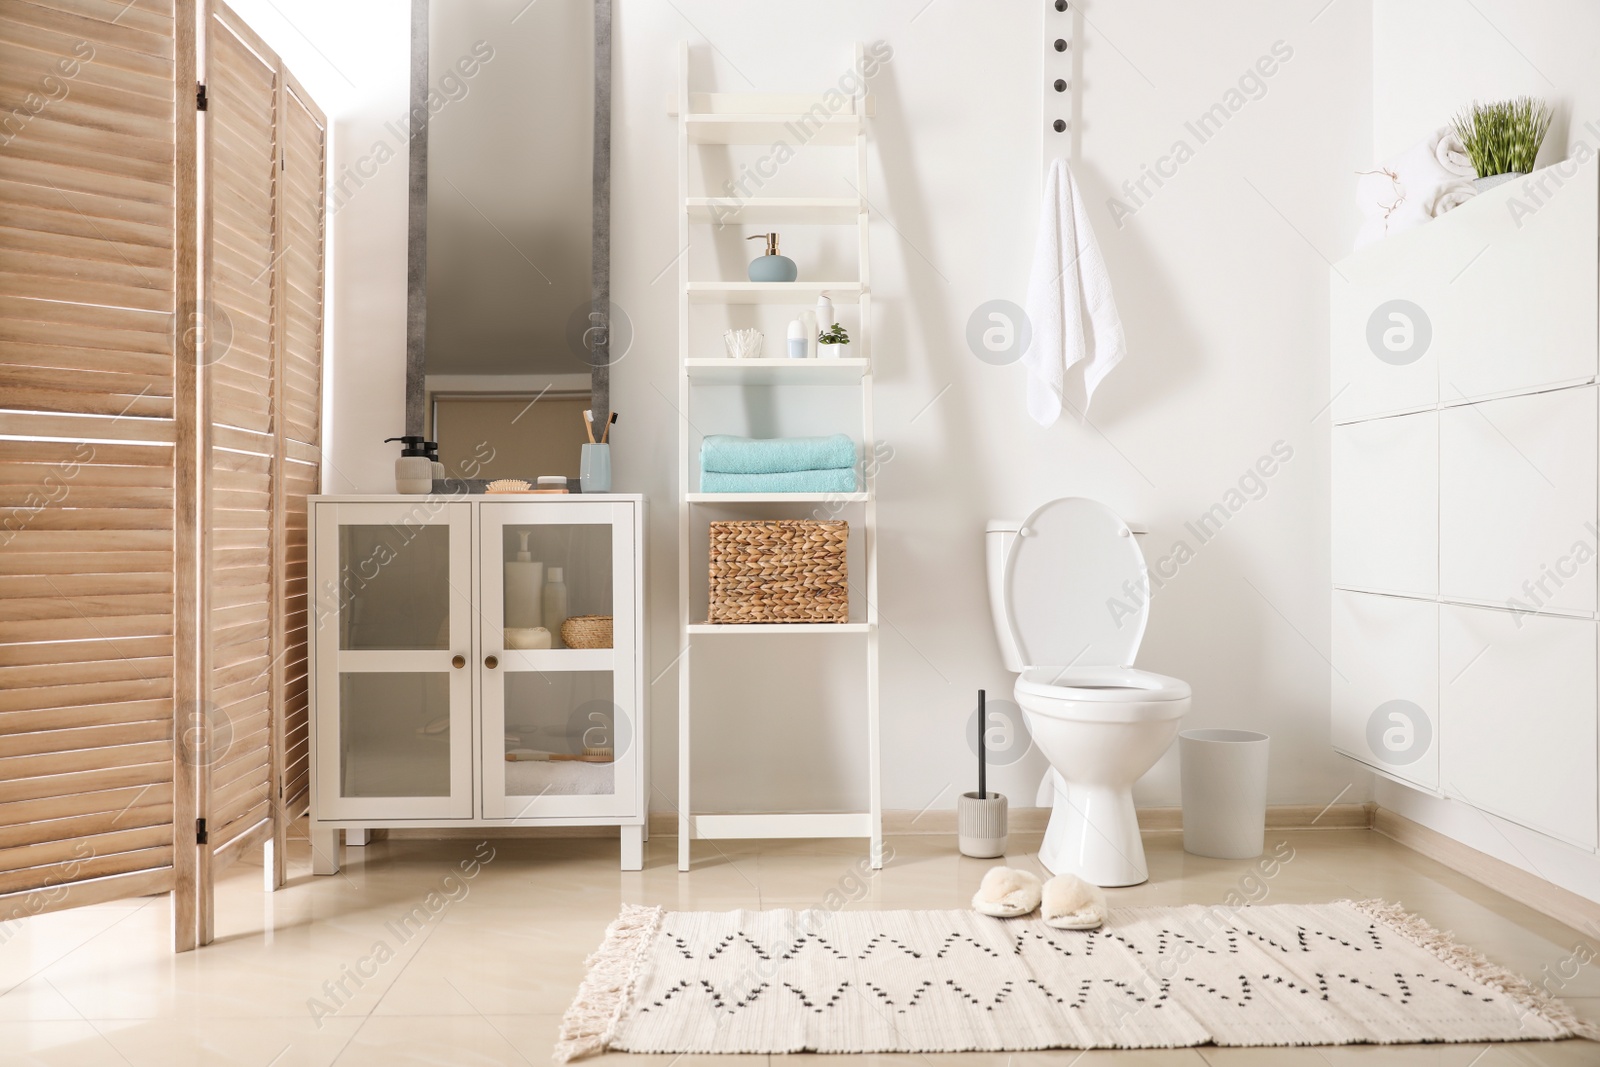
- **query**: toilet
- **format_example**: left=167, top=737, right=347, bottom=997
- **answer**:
left=986, top=499, right=1190, bottom=887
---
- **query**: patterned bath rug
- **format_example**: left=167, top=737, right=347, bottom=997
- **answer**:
left=555, top=899, right=1599, bottom=1059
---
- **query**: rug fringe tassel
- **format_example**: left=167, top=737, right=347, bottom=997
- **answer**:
left=554, top=903, right=664, bottom=1062
left=1345, top=897, right=1600, bottom=1042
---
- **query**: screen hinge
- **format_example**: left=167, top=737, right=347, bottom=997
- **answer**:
left=196, top=83, right=208, bottom=111
left=195, top=818, right=208, bottom=845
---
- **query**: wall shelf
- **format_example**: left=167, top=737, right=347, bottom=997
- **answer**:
left=685, top=358, right=869, bottom=384
left=687, top=282, right=862, bottom=304
left=676, top=43, right=882, bottom=872
left=686, top=197, right=862, bottom=225
left=686, top=492, right=869, bottom=504
left=685, top=113, right=860, bottom=145
left=687, top=622, right=874, bottom=635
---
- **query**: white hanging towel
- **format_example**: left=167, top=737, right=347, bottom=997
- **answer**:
left=1022, top=158, right=1127, bottom=426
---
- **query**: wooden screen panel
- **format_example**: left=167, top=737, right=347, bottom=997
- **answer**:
left=0, top=0, right=178, bottom=420
left=0, top=440, right=177, bottom=905
left=273, top=74, right=323, bottom=850
left=201, top=4, right=277, bottom=867
left=0, top=1, right=188, bottom=921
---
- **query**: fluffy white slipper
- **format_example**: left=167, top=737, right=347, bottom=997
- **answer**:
left=1041, top=873, right=1107, bottom=930
left=971, top=866, right=1043, bottom=918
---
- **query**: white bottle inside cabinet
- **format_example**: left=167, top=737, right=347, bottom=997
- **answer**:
left=308, top=495, right=646, bottom=873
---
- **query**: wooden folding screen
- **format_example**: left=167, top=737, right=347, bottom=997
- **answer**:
left=0, top=0, right=197, bottom=939
left=0, top=0, right=324, bottom=950
left=195, top=1, right=324, bottom=942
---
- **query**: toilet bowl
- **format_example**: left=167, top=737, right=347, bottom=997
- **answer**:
left=987, top=500, right=1190, bottom=886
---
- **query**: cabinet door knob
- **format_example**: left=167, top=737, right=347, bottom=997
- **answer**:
left=451, top=655, right=466, bottom=669
left=485, top=655, right=499, bottom=670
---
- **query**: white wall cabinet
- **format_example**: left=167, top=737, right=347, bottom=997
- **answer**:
left=1439, top=605, right=1597, bottom=850
left=1332, top=412, right=1438, bottom=597
left=310, top=495, right=646, bottom=871
left=1331, top=155, right=1597, bottom=422
left=1331, top=591, right=1438, bottom=791
left=1331, top=156, right=1600, bottom=869
left=1439, top=387, right=1597, bottom=614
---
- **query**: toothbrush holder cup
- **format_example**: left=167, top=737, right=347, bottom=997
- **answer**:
left=580, top=443, right=611, bottom=493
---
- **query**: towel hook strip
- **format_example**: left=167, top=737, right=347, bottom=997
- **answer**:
left=1043, top=0, right=1079, bottom=172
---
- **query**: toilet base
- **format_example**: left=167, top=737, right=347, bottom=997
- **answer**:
left=1038, top=778, right=1149, bottom=887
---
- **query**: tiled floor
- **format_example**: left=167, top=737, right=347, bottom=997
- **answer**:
left=1, top=827, right=1597, bottom=1065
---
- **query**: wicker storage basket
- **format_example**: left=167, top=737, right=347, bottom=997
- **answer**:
left=560, top=615, right=612, bottom=649
left=708, top=520, right=849, bottom=623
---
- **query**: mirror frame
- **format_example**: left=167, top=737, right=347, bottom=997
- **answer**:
left=405, top=0, right=612, bottom=435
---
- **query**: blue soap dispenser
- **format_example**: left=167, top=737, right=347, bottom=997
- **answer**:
left=745, top=232, right=798, bottom=282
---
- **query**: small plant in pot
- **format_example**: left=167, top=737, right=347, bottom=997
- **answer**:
left=818, top=322, right=850, bottom=358
left=1452, top=96, right=1551, bottom=191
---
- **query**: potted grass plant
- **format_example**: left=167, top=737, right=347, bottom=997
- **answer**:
left=1451, top=96, right=1552, bottom=191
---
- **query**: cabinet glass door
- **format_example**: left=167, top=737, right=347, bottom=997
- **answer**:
left=313, top=501, right=474, bottom=819
left=479, top=501, right=637, bottom=819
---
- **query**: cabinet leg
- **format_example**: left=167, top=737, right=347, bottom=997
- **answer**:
left=345, top=827, right=371, bottom=847
left=311, top=825, right=341, bottom=876
left=621, top=825, right=644, bottom=871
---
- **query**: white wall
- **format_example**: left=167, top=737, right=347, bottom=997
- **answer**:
left=613, top=0, right=1372, bottom=816
left=224, top=0, right=412, bottom=495
left=1374, top=0, right=1600, bottom=162
left=1372, top=0, right=1600, bottom=904
left=247, top=1, right=1374, bottom=817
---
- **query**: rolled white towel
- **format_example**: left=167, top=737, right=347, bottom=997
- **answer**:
left=1422, top=178, right=1477, bottom=217
left=1353, top=129, right=1471, bottom=249
left=1429, top=125, right=1476, bottom=178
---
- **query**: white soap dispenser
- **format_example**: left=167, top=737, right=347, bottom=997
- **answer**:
left=542, top=567, right=569, bottom=647
left=504, top=531, right=543, bottom=630
left=385, top=436, right=433, bottom=494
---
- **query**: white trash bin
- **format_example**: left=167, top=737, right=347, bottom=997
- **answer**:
left=1180, top=729, right=1270, bottom=859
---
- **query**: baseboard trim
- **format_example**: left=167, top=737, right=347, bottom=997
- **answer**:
left=378, top=804, right=1377, bottom=843
left=1372, top=808, right=1600, bottom=934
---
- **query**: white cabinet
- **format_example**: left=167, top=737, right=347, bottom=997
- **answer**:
left=1439, top=387, right=1597, bottom=614
left=1329, top=269, right=1439, bottom=423
left=1331, top=155, right=1597, bottom=422
left=1332, top=412, right=1437, bottom=597
left=1439, top=605, right=1597, bottom=850
left=310, top=495, right=646, bottom=871
left=478, top=500, right=639, bottom=821
left=1332, top=591, right=1438, bottom=791
left=1432, top=159, right=1596, bottom=403
left=1330, top=157, right=1600, bottom=867
left=312, top=501, right=476, bottom=821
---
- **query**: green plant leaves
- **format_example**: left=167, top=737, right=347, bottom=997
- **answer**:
left=1451, top=96, right=1551, bottom=178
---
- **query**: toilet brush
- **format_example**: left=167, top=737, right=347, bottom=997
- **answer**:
left=958, top=689, right=1009, bottom=858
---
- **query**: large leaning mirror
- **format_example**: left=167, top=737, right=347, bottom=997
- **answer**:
left=406, top=0, right=613, bottom=483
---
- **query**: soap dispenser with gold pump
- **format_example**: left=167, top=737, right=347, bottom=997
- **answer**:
left=745, top=232, right=798, bottom=282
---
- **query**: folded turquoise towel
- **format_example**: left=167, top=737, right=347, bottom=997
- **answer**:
left=699, top=468, right=858, bottom=494
left=700, top=434, right=857, bottom=475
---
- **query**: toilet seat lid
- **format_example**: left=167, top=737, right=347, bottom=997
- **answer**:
left=1002, top=497, right=1148, bottom=669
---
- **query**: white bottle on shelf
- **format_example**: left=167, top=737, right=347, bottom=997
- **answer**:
left=542, top=567, right=569, bottom=648
left=504, top=531, right=543, bottom=629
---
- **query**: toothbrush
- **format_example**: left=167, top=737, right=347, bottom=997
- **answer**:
left=600, top=412, right=617, bottom=444
left=583, top=410, right=595, bottom=444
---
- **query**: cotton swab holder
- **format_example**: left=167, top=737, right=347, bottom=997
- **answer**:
left=959, top=688, right=1009, bottom=858
left=724, top=328, right=763, bottom=360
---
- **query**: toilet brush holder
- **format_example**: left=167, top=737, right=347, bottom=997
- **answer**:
left=958, top=791, right=1008, bottom=858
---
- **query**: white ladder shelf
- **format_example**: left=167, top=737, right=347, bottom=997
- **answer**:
left=675, top=42, right=883, bottom=872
